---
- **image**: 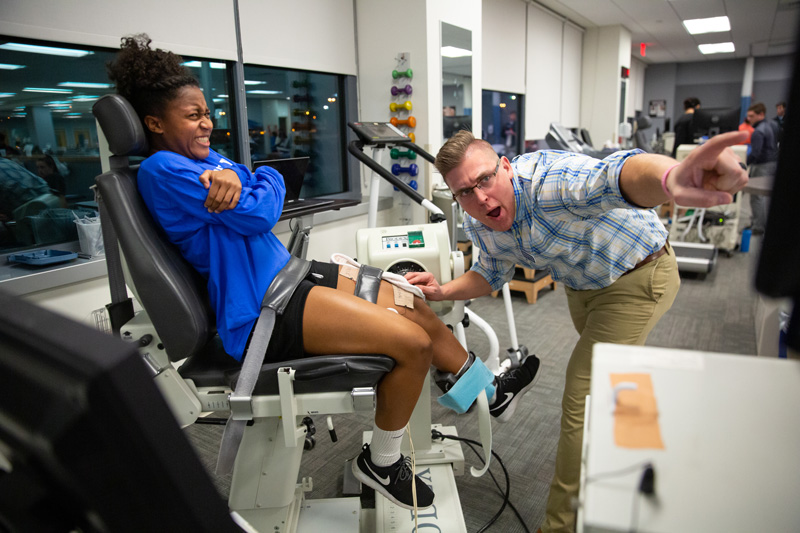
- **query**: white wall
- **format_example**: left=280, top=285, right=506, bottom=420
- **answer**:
left=239, top=0, right=357, bottom=75
left=526, top=6, right=563, bottom=139
left=0, top=0, right=238, bottom=60
left=581, top=25, right=631, bottom=148
left=629, top=57, right=647, bottom=118
left=524, top=3, right=583, bottom=140
left=482, top=0, right=526, bottom=94
left=561, top=23, right=583, bottom=128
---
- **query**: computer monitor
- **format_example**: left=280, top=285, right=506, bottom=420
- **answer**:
left=756, top=34, right=800, bottom=351
left=692, top=106, right=741, bottom=138
left=0, top=290, right=242, bottom=532
left=253, top=156, right=310, bottom=203
left=443, top=115, right=472, bottom=139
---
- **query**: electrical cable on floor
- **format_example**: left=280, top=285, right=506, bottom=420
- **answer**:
left=432, top=429, right=531, bottom=533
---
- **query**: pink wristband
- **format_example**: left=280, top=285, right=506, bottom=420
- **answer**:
left=661, top=163, right=679, bottom=198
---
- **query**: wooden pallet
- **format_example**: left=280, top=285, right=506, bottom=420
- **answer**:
left=491, top=266, right=556, bottom=304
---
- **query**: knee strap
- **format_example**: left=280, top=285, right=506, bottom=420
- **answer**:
left=261, top=256, right=312, bottom=313
left=437, top=358, right=496, bottom=414
left=354, top=264, right=384, bottom=303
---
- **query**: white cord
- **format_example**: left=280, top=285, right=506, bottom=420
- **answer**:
left=406, top=423, right=418, bottom=529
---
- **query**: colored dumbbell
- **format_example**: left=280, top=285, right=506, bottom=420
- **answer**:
left=292, top=80, right=311, bottom=89
left=292, top=108, right=314, bottom=117
left=393, top=180, right=418, bottom=192
left=390, top=116, right=416, bottom=128
left=391, top=84, right=413, bottom=96
left=292, top=122, right=314, bottom=131
left=392, top=163, right=418, bottom=177
left=390, top=101, right=412, bottom=113
left=292, top=94, right=312, bottom=103
left=392, top=68, right=413, bottom=79
left=390, top=147, right=417, bottom=160
left=408, top=132, right=415, bottom=143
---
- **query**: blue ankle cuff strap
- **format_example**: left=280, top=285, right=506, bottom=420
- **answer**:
left=437, top=358, right=496, bottom=414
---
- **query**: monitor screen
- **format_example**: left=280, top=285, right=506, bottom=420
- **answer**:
left=348, top=122, right=408, bottom=144
left=253, top=156, right=310, bottom=202
left=692, top=107, right=741, bottom=138
left=0, top=290, right=242, bottom=532
left=443, top=115, right=472, bottom=139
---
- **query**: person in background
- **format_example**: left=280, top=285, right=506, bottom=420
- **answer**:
left=746, top=102, right=778, bottom=236
left=0, top=157, right=52, bottom=222
left=772, top=101, right=786, bottom=145
left=407, top=129, right=749, bottom=533
left=36, top=155, right=66, bottom=196
left=738, top=115, right=754, bottom=145
left=671, top=97, right=700, bottom=158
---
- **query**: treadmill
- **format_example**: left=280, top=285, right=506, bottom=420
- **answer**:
left=545, top=123, right=718, bottom=276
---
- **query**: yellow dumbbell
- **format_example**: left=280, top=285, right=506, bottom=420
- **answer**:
left=389, top=100, right=413, bottom=113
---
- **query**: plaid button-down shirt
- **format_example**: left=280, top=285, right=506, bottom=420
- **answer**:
left=0, top=158, right=51, bottom=217
left=464, top=149, right=668, bottom=291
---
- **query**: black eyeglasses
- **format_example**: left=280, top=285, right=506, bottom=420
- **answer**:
left=452, top=159, right=501, bottom=202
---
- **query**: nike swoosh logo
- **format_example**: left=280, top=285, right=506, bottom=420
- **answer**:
left=365, top=462, right=391, bottom=486
left=490, top=392, right=514, bottom=412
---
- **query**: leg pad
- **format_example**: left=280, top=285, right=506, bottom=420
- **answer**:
left=437, top=358, right=496, bottom=414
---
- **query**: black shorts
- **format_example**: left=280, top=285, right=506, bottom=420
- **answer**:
left=246, top=260, right=339, bottom=363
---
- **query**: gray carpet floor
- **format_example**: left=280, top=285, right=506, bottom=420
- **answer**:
left=185, top=233, right=763, bottom=532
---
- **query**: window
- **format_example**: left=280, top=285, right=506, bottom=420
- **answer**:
left=0, top=37, right=233, bottom=253
left=481, top=90, right=523, bottom=159
left=243, top=65, right=348, bottom=198
left=181, top=60, right=235, bottom=159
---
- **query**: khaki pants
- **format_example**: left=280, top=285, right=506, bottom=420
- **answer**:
left=541, top=243, right=680, bottom=533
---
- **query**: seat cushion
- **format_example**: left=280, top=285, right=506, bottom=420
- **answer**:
left=178, top=341, right=395, bottom=395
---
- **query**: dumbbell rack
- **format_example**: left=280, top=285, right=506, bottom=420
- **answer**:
left=390, top=53, right=417, bottom=225
left=290, top=77, right=314, bottom=161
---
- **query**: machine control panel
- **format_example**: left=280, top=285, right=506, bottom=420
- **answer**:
left=381, top=231, right=426, bottom=250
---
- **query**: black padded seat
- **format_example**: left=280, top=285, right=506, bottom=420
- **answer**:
left=178, top=345, right=396, bottom=395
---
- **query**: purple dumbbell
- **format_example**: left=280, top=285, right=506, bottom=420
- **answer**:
left=391, top=84, right=413, bottom=96
left=392, top=163, right=418, bottom=177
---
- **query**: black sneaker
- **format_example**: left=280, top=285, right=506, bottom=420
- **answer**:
left=351, top=443, right=435, bottom=510
left=490, top=354, right=541, bottom=423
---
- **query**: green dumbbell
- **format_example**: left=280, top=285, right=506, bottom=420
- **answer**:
left=390, top=148, right=417, bottom=160
left=392, top=68, right=413, bottom=80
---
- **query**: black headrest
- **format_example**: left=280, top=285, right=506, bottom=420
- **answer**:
left=93, top=95, right=148, bottom=157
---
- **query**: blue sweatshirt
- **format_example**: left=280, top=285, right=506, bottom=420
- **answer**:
left=138, top=149, right=290, bottom=360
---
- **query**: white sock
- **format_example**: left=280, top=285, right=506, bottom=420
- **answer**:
left=369, top=425, right=405, bottom=467
left=455, top=356, right=471, bottom=378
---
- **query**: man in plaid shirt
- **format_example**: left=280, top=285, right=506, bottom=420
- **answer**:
left=407, top=129, right=749, bottom=533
